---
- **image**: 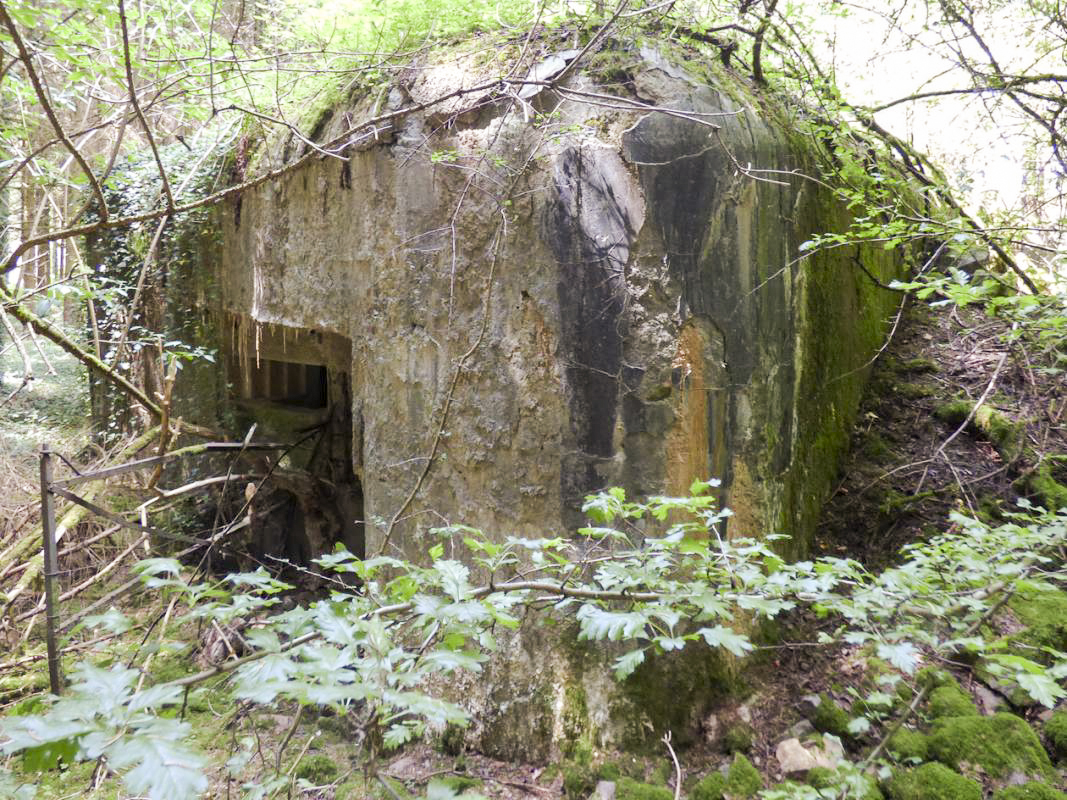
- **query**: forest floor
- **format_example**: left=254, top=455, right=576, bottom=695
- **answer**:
left=1, top=297, right=1065, bottom=798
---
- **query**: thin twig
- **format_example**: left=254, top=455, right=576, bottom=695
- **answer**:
left=662, top=731, right=682, bottom=800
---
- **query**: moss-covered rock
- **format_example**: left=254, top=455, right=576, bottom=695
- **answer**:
left=811, top=694, right=851, bottom=738
left=928, top=712, right=1054, bottom=780
left=1008, top=589, right=1067, bottom=656
left=563, top=763, right=596, bottom=798
left=724, top=754, right=762, bottom=797
left=689, top=755, right=762, bottom=800
left=690, top=772, right=727, bottom=800
left=615, top=777, right=674, bottom=800
left=884, top=763, right=982, bottom=800
left=915, top=668, right=954, bottom=691
left=1045, top=710, right=1067, bottom=761
left=722, top=722, right=755, bottom=754
left=927, top=684, right=979, bottom=719
left=888, top=729, right=929, bottom=762
left=1019, top=462, right=1067, bottom=512
left=992, top=784, right=1067, bottom=800
left=647, top=761, right=672, bottom=786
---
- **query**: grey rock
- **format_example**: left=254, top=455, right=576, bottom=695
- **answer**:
left=591, top=781, right=616, bottom=800
left=973, top=682, right=1005, bottom=715
left=775, top=736, right=842, bottom=775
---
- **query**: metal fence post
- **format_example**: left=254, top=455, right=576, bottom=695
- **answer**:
left=40, top=443, right=62, bottom=695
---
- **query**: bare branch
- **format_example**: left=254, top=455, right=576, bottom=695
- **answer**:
left=0, top=0, right=109, bottom=222
left=117, top=0, right=175, bottom=211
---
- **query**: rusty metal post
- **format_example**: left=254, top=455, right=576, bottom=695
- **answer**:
left=40, top=443, right=62, bottom=695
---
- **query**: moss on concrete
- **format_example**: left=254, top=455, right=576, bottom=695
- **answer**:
left=993, top=784, right=1067, bottom=800
left=885, top=763, right=981, bottom=800
left=888, top=729, right=929, bottom=762
left=927, top=684, right=979, bottom=719
left=616, top=645, right=740, bottom=751
left=1045, top=710, right=1067, bottom=761
left=561, top=683, right=590, bottom=757
left=928, top=712, right=1054, bottom=780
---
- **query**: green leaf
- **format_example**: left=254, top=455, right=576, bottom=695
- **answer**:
left=434, top=560, right=471, bottom=601
left=876, top=642, right=920, bottom=674
left=104, top=719, right=208, bottom=800
left=697, top=626, right=753, bottom=657
left=1015, top=672, right=1066, bottom=708
left=81, top=608, right=131, bottom=634
left=613, top=649, right=646, bottom=680
left=847, top=716, right=871, bottom=735
left=576, top=606, right=648, bottom=641
left=22, top=738, right=81, bottom=771
left=423, top=649, right=486, bottom=673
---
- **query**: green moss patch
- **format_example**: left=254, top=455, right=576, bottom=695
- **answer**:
left=689, top=755, right=762, bottom=800
left=811, top=693, right=851, bottom=738
left=1026, top=464, right=1067, bottom=511
left=993, top=784, right=1067, bottom=800
left=888, top=729, right=929, bottom=762
left=934, top=401, right=1023, bottom=458
left=563, top=764, right=595, bottom=798
left=928, top=713, right=1053, bottom=780
left=722, top=722, right=754, bottom=754
left=691, top=772, right=727, bottom=800
left=1045, top=710, right=1067, bottom=761
left=927, top=684, right=979, bottom=718
left=294, top=753, right=339, bottom=784
left=615, top=777, right=674, bottom=800
left=916, top=668, right=954, bottom=691
left=1005, top=588, right=1067, bottom=661
left=885, top=763, right=981, bottom=800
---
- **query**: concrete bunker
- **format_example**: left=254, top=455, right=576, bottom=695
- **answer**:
left=151, top=41, right=913, bottom=757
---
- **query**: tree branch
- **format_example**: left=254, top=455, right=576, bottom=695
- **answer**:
left=0, top=0, right=109, bottom=223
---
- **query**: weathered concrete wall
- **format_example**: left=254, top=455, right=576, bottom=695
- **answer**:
left=210, top=41, right=903, bottom=758
left=219, top=45, right=899, bottom=557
